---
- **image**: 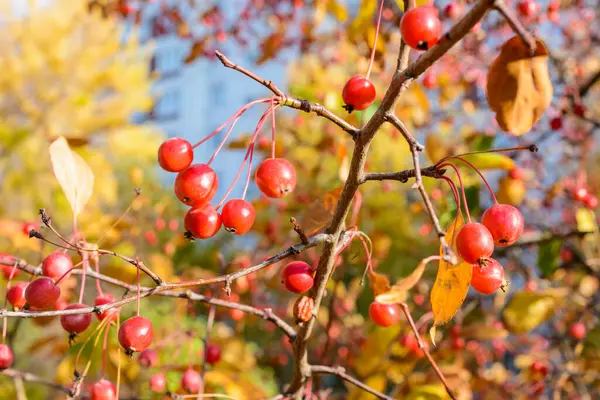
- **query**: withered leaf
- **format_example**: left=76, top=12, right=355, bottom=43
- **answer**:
left=300, top=187, right=343, bottom=235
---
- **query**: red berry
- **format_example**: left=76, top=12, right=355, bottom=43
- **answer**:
left=60, top=303, right=93, bottom=335
left=0, top=344, right=14, bottom=369
left=205, top=344, right=221, bottom=365
left=547, top=0, right=559, bottom=12
left=174, top=164, right=218, bottom=207
left=508, top=167, right=525, bottom=180
left=368, top=301, right=401, bottom=327
left=400, top=7, right=441, bottom=51
left=517, top=0, right=539, bottom=17
left=139, top=349, right=158, bottom=367
left=7, top=282, right=28, bottom=309
left=456, top=223, right=494, bottom=264
left=184, top=204, right=222, bottom=239
left=150, top=372, right=166, bottom=392
left=221, top=199, right=256, bottom=235
left=573, top=103, right=586, bottom=117
left=444, top=2, right=461, bottom=19
left=449, top=325, right=461, bottom=337
left=94, top=293, right=119, bottom=322
left=22, top=221, right=38, bottom=235
left=422, top=72, right=437, bottom=89
left=531, top=361, right=549, bottom=376
left=181, top=368, right=202, bottom=393
left=583, top=194, right=598, bottom=209
left=574, top=186, right=588, bottom=202
left=25, top=277, right=61, bottom=309
left=255, top=158, right=297, bottom=198
left=471, top=258, right=506, bottom=294
left=401, top=334, right=419, bottom=351
left=0, top=254, right=19, bottom=279
left=569, top=322, right=586, bottom=340
left=451, top=336, right=465, bottom=350
left=549, top=117, right=563, bottom=130
left=118, top=316, right=154, bottom=355
left=41, top=251, right=73, bottom=282
left=282, top=261, right=314, bottom=293
left=155, top=218, right=166, bottom=231
left=481, top=204, right=524, bottom=247
left=341, top=76, right=376, bottom=111
left=90, top=379, right=117, bottom=400
left=158, top=137, right=194, bottom=172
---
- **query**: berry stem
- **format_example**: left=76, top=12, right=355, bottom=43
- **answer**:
left=433, top=144, right=537, bottom=167
left=192, top=98, right=270, bottom=149
left=365, top=0, right=385, bottom=80
left=136, top=256, right=141, bottom=317
left=54, top=260, right=85, bottom=285
left=438, top=163, right=471, bottom=223
left=93, top=257, right=103, bottom=297
left=116, top=314, right=122, bottom=400
left=78, top=253, right=88, bottom=304
left=453, top=156, right=499, bottom=205
left=441, top=176, right=463, bottom=224
left=100, top=322, right=110, bottom=378
left=241, top=142, right=255, bottom=201
left=1, top=263, right=19, bottom=344
left=207, top=110, right=244, bottom=166
left=270, top=97, right=277, bottom=159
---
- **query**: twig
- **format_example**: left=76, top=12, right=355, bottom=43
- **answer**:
left=362, top=166, right=446, bottom=183
left=493, top=0, right=537, bottom=51
left=1, top=369, right=71, bottom=394
left=197, top=305, right=216, bottom=398
left=579, top=68, right=600, bottom=97
left=384, top=114, right=423, bottom=151
left=311, top=365, right=394, bottom=400
left=290, top=217, right=309, bottom=245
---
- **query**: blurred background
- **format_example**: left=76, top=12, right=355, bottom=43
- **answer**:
left=0, top=0, right=599, bottom=399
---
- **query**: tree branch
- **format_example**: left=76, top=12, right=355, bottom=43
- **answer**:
left=311, top=365, right=394, bottom=400
left=362, top=165, right=446, bottom=183
left=1, top=369, right=71, bottom=395
left=493, top=0, right=537, bottom=51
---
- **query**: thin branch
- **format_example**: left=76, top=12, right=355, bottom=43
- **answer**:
left=493, top=0, right=537, bottom=51
left=311, top=365, right=394, bottom=400
left=1, top=369, right=71, bottom=394
left=384, top=114, right=423, bottom=151
left=198, top=305, right=216, bottom=398
left=362, top=165, right=446, bottom=183
left=579, top=68, right=600, bottom=97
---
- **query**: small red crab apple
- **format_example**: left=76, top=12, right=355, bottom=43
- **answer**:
left=139, top=349, right=158, bottom=367
left=470, top=258, right=507, bottom=294
left=150, top=372, right=166, bottom=392
left=341, top=76, right=376, bottom=112
left=282, top=261, right=314, bottom=293
left=205, top=344, right=221, bottom=365
left=41, top=251, right=73, bottom=281
left=517, top=0, right=540, bottom=17
left=0, top=344, right=14, bottom=369
left=158, top=137, right=194, bottom=172
left=22, top=221, right=38, bottom=235
left=569, top=322, right=586, bottom=340
left=90, top=379, right=117, bottom=400
left=7, top=282, right=28, bottom=309
left=118, top=316, right=154, bottom=356
left=255, top=158, right=297, bottom=198
left=481, top=204, right=524, bottom=247
left=174, top=163, right=218, bottom=207
left=181, top=368, right=202, bottom=393
left=94, top=293, right=119, bottom=322
left=60, top=303, right=93, bottom=338
left=221, top=199, right=256, bottom=235
left=400, top=6, right=441, bottom=51
left=369, top=301, right=401, bottom=327
left=25, top=277, right=61, bottom=309
left=184, top=204, right=222, bottom=239
left=456, top=223, right=494, bottom=264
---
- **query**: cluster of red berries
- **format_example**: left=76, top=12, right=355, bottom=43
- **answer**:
left=572, top=185, right=598, bottom=209
left=457, top=203, right=524, bottom=294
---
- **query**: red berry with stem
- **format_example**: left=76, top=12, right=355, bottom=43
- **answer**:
left=255, top=158, right=297, bottom=198
left=205, top=344, right=221, bottom=365
left=184, top=204, right=222, bottom=239
left=221, top=199, right=256, bottom=235
left=22, top=221, right=38, bottom=235
left=341, top=76, right=376, bottom=112
left=456, top=223, right=494, bottom=264
left=94, top=293, right=119, bottom=322
left=7, top=282, right=28, bottom=309
left=517, top=0, right=539, bottom=17
left=471, top=258, right=506, bottom=294
left=569, top=322, right=586, bottom=340
left=41, top=251, right=73, bottom=282
left=481, top=204, right=524, bottom=247
left=174, top=163, right=218, bottom=207
left=158, top=137, right=194, bottom=172
left=118, top=316, right=154, bottom=355
left=584, top=194, right=598, bottom=209
left=400, top=7, right=441, bottom=51
left=282, top=261, right=314, bottom=293
left=181, top=368, right=202, bottom=393
left=25, top=277, right=61, bottom=309
left=150, top=372, right=166, bottom=392
left=60, top=303, right=93, bottom=335
left=90, top=379, right=117, bottom=400
left=550, top=117, right=563, bottom=130
left=369, top=301, right=401, bottom=327
left=0, top=344, right=14, bottom=369
left=139, top=349, right=158, bottom=368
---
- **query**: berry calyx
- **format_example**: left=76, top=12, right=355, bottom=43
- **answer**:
left=456, top=223, right=494, bottom=264
left=181, top=368, right=202, bottom=393
left=400, top=7, right=441, bottom=51
left=569, top=322, right=586, bottom=340
left=282, top=261, right=314, bottom=293
left=41, top=251, right=73, bottom=282
left=118, top=316, right=154, bottom=356
left=184, top=204, right=222, bottom=239
left=150, top=372, right=166, bottom=393
left=369, top=301, right=401, bottom=327
left=90, top=379, right=117, bottom=400
left=7, top=282, right=28, bottom=309
left=158, top=137, right=194, bottom=172
left=517, top=0, right=540, bottom=17
left=174, top=163, right=218, bottom=207
left=221, top=199, right=256, bottom=235
left=0, top=344, right=14, bottom=369
left=60, top=303, right=93, bottom=336
left=139, top=349, right=158, bottom=368
left=341, top=76, right=376, bottom=112
left=255, top=158, right=297, bottom=198
left=22, top=221, right=38, bottom=235
left=481, top=204, right=524, bottom=247
left=25, top=277, right=61, bottom=309
left=470, top=258, right=506, bottom=294
left=94, top=293, right=119, bottom=322
left=205, top=344, right=221, bottom=365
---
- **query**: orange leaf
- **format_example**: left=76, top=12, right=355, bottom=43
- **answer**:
left=430, top=213, right=472, bottom=326
left=376, top=258, right=429, bottom=304
left=369, top=270, right=391, bottom=297
left=301, top=187, right=343, bottom=235
left=185, top=39, right=207, bottom=64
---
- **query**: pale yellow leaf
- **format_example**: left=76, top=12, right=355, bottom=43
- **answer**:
left=376, top=258, right=428, bottom=304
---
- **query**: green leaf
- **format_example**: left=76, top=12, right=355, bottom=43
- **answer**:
left=503, top=289, right=566, bottom=334
left=538, top=239, right=562, bottom=277
left=470, top=135, right=495, bottom=151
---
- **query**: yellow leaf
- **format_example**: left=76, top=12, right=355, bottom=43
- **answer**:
left=576, top=207, right=598, bottom=233
left=376, top=257, right=430, bottom=304
left=497, top=176, right=526, bottom=206
left=327, top=0, right=348, bottom=22
left=431, top=213, right=472, bottom=326
left=49, top=136, right=94, bottom=216
left=348, top=374, right=387, bottom=399
left=486, top=37, right=553, bottom=135
left=452, top=153, right=515, bottom=171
